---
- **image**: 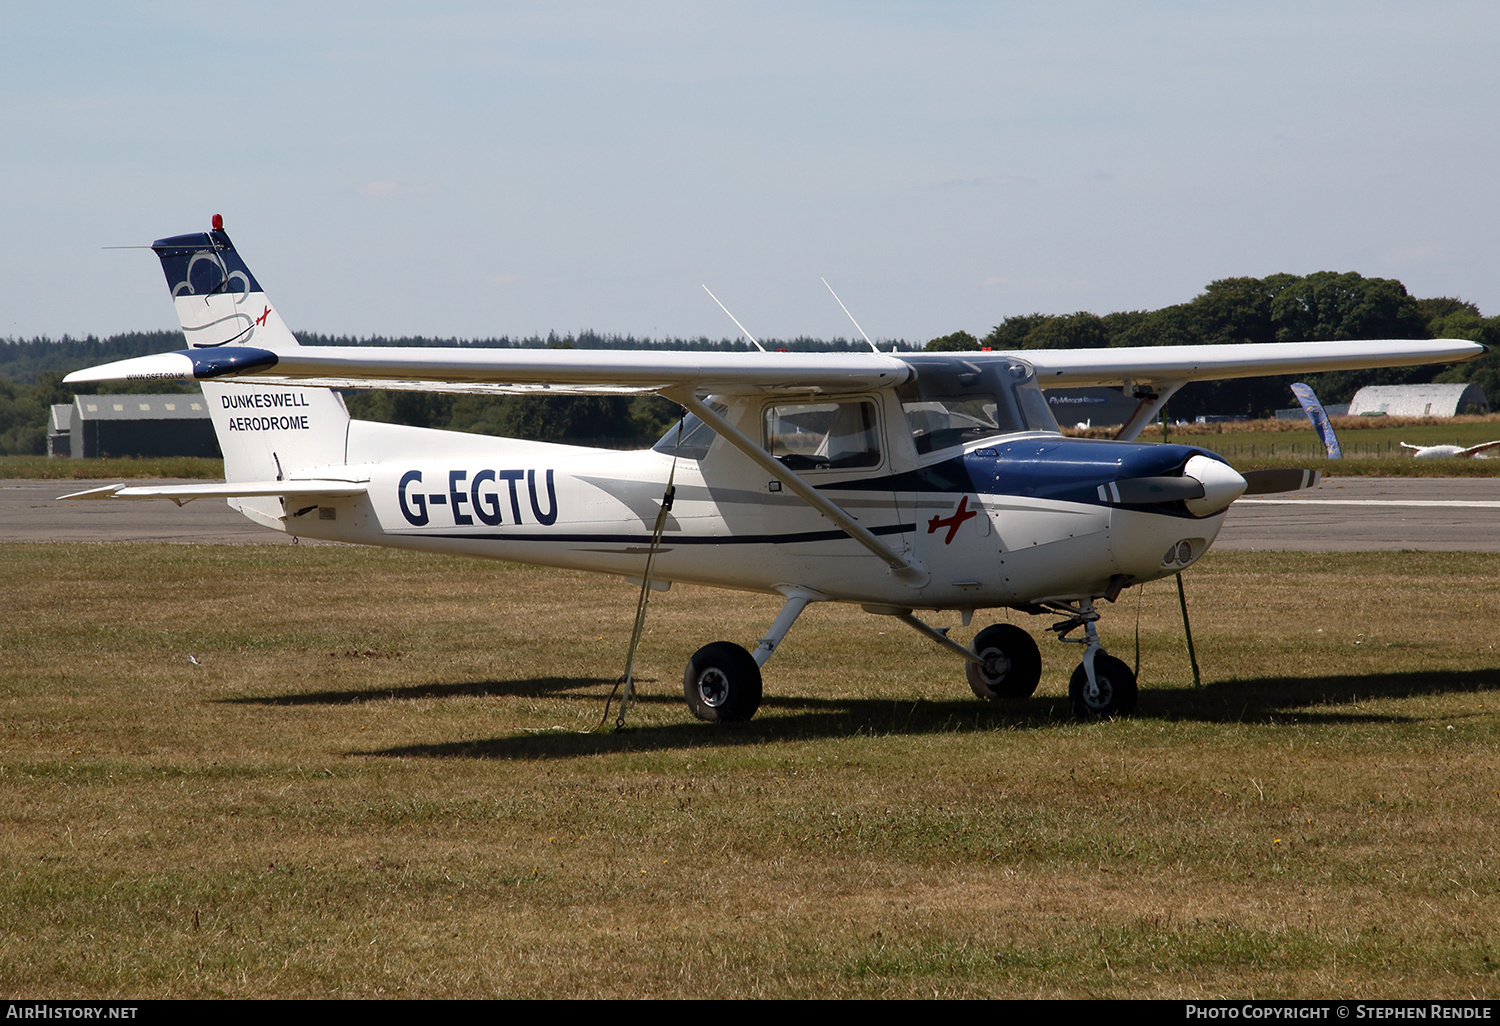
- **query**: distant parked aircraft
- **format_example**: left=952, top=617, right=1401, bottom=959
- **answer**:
left=1399, top=440, right=1500, bottom=459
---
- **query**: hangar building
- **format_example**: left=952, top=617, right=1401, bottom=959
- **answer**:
left=1043, top=387, right=1141, bottom=427
left=1347, top=383, right=1488, bottom=418
left=47, top=404, right=72, bottom=457
left=65, top=394, right=220, bottom=459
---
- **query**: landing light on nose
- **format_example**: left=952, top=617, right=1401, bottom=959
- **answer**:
left=1181, top=454, right=1247, bottom=516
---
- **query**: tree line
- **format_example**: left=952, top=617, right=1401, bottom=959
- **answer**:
left=926, top=271, right=1498, bottom=420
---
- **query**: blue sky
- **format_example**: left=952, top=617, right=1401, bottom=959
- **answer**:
left=3, top=1, right=1496, bottom=343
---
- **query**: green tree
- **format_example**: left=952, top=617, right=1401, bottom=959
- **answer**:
left=1432, top=315, right=1500, bottom=401
left=1416, top=296, right=1481, bottom=325
left=0, top=373, right=68, bottom=455
left=981, top=314, right=1051, bottom=350
left=924, top=330, right=980, bottom=352
left=1268, top=271, right=1426, bottom=341
left=1112, top=304, right=1201, bottom=349
left=1193, top=277, right=1278, bottom=343
left=1100, top=310, right=1149, bottom=344
left=344, top=389, right=456, bottom=428
left=1019, top=312, right=1110, bottom=350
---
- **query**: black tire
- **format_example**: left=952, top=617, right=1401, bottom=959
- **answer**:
left=966, top=623, right=1042, bottom=700
left=1067, top=653, right=1138, bottom=718
left=683, top=641, right=763, bottom=722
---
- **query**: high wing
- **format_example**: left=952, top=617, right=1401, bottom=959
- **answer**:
left=61, top=338, right=1484, bottom=398
left=1456, top=439, right=1500, bottom=458
left=1019, top=339, right=1485, bottom=387
left=62, top=346, right=914, bottom=397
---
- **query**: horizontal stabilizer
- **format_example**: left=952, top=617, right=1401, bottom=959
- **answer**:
left=59, top=479, right=368, bottom=506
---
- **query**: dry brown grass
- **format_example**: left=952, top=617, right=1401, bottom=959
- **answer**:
left=1, top=545, right=1496, bottom=998
left=0, top=456, right=225, bottom=480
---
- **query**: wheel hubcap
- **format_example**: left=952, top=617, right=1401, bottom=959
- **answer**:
left=697, top=668, right=729, bottom=707
left=981, top=650, right=1010, bottom=685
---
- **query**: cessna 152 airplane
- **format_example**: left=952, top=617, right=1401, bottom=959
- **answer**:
left=63, top=218, right=1486, bottom=721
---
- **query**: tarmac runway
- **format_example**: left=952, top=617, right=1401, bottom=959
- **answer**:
left=0, top=479, right=318, bottom=545
left=3, top=476, right=1498, bottom=551
left=1218, top=476, right=1500, bottom=552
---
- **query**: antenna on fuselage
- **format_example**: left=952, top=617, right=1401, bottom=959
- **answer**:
left=820, top=277, right=881, bottom=354
left=701, top=286, right=766, bottom=352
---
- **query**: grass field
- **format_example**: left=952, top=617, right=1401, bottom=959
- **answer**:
left=2, top=544, right=1496, bottom=998
left=0, top=456, right=225, bottom=480
left=1120, top=414, right=1500, bottom=476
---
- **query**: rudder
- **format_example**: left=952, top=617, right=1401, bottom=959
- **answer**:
left=152, top=217, right=350, bottom=522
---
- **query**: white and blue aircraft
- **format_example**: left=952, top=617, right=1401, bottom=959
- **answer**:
left=63, top=218, right=1486, bottom=721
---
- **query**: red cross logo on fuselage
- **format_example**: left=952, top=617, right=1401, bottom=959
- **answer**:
left=927, top=495, right=978, bottom=545
left=256, top=306, right=271, bottom=326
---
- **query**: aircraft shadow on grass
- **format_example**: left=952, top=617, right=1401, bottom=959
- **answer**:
left=249, top=665, right=1500, bottom=762
left=225, top=676, right=618, bottom=706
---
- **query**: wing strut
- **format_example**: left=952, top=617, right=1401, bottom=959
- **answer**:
left=862, top=605, right=985, bottom=666
left=676, top=394, right=929, bottom=586
left=1113, top=381, right=1185, bottom=442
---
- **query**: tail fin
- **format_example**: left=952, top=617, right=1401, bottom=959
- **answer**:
left=152, top=214, right=302, bottom=353
left=152, top=217, right=350, bottom=522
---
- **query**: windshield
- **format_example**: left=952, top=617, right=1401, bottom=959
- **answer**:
left=652, top=404, right=721, bottom=460
left=897, top=355, right=1059, bottom=454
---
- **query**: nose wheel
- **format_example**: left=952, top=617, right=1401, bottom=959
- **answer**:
left=1068, top=652, right=1137, bottom=718
left=1050, top=598, right=1137, bottom=718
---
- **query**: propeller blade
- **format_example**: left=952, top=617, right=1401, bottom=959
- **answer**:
left=1241, top=468, right=1322, bottom=494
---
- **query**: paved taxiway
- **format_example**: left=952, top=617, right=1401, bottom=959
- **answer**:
left=1217, top=476, right=1500, bottom=551
left=1, top=480, right=316, bottom=545
left=2, top=476, right=1497, bottom=551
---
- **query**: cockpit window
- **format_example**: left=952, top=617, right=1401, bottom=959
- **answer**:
left=764, top=399, right=881, bottom=470
left=898, top=356, right=1059, bottom=454
left=652, top=404, right=722, bottom=461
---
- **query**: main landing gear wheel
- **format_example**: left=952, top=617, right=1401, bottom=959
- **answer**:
left=1068, top=654, right=1137, bottom=719
left=966, top=623, right=1042, bottom=700
left=683, top=641, right=763, bottom=723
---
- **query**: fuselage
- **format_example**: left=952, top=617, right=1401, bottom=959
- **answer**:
left=281, top=425, right=1232, bottom=610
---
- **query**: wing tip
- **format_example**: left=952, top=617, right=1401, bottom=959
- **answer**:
left=57, top=484, right=126, bottom=500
